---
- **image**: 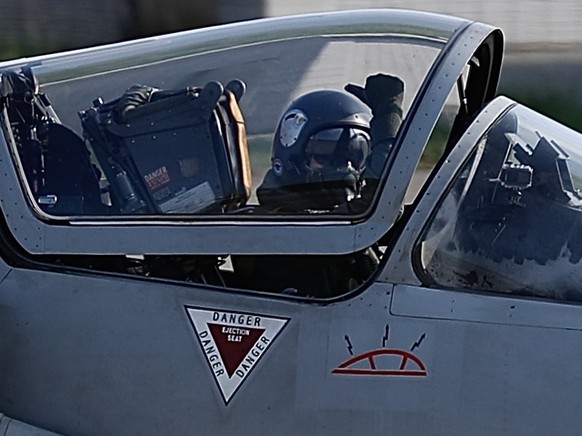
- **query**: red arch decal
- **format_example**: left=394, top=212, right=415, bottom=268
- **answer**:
left=332, top=348, right=427, bottom=376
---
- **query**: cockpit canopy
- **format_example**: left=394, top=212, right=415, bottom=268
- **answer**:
left=0, top=10, right=467, bottom=219
left=0, top=10, right=503, bottom=260
left=418, top=104, right=582, bottom=302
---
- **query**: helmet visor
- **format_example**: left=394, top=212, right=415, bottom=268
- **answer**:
left=305, top=127, right=370, bottom=169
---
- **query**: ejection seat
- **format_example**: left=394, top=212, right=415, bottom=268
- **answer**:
left=80, top=79, right=252, bottom=215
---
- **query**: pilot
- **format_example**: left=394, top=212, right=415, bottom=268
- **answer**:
left=257, top=73, right=405, bottom=214
left=238, top=74, right=405, bottom=297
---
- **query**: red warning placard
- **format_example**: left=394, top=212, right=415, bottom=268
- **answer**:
left=207, top=323, right=265, bottom=377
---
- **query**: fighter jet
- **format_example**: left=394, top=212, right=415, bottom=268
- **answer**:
left=1, top=8, right=581, bottom=436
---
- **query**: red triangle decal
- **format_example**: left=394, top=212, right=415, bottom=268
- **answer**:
left=208, top=323, right=265, bottom=377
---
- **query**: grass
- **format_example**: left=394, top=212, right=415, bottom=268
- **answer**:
left=0, top=44, right=48, bottom=62
left=502, top=90, right=582, bottom=133
left=420, top=91, right=582, bottom=168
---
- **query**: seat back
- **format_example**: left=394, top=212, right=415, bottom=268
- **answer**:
left=38, top=123, right=104, bottom=215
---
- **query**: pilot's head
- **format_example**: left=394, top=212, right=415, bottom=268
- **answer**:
left=267, top=90, right=372, bottom=210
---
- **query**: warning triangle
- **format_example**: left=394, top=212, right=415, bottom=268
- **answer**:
left=185, top=306, right=289, bottom=404
left=208, top=323, right=265, bottom=377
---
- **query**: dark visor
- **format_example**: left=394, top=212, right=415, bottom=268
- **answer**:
left=305, top=127, right=370, bottom=166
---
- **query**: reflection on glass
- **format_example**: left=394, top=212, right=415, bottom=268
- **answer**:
left=5, top=35, right=441, bottom=216
left=419, top=105, right=582, bottom=302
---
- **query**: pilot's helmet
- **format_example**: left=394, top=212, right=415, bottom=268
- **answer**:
left=270, top=90, right=372, bottom=208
